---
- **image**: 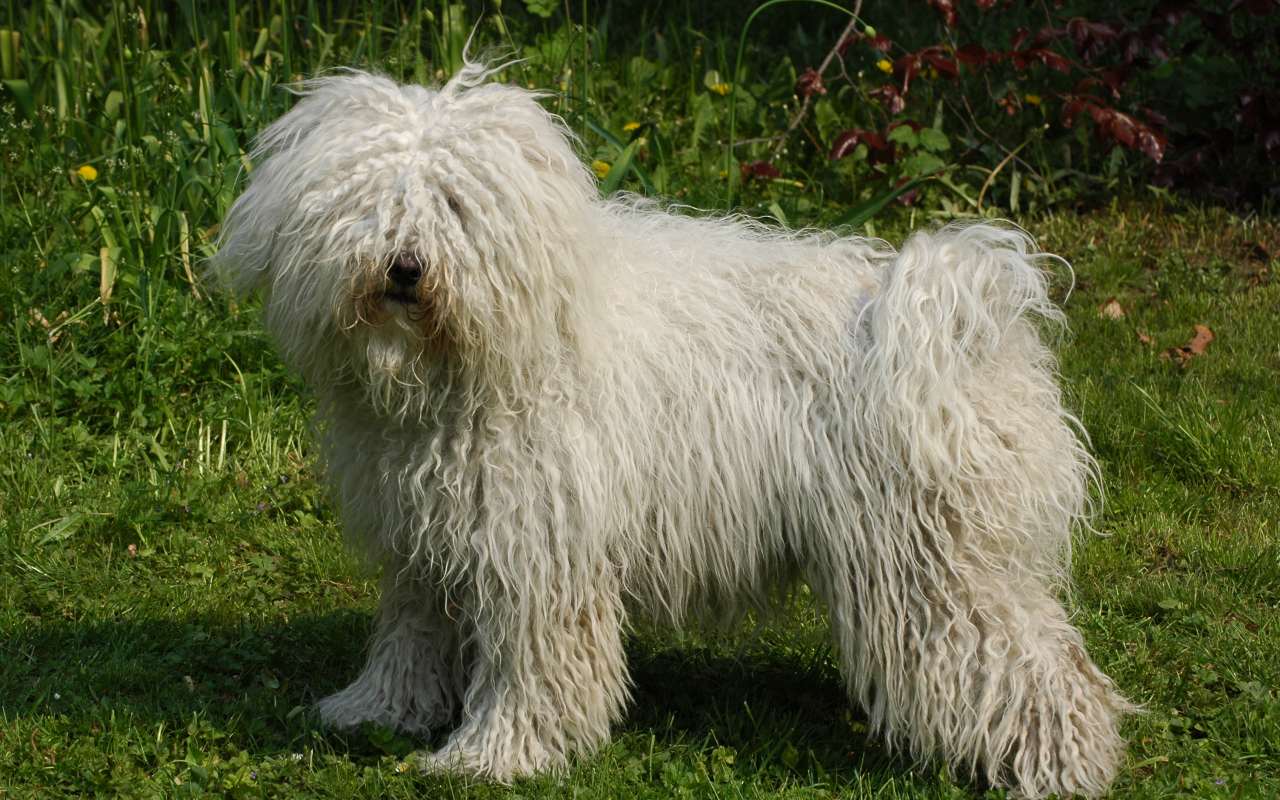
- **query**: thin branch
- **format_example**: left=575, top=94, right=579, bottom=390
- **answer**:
left=767, top=1, right=863, bottom=162
left=952, top=93, right=1047, bottom=185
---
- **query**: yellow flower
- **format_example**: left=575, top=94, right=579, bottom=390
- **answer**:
left=709, top=82, right=731, bottom=96
left=622, top=121, right=641, bottom=132
left=1025, top=94, right=1042, bottom=106
left=591, top=160, right=611, bottom=179
left=76, top=164, right=98, bottom=181
left=876, top=59, right=893, bottom=75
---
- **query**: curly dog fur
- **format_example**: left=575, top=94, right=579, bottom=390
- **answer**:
left=214, top=64, right=1131, bottom=798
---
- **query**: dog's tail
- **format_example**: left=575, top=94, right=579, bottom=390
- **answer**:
left=854, top=222, right=1096, bottom=582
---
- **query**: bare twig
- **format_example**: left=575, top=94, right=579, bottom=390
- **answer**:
left=766, top=1, right=863, bottom=162
left=952, top=93, right=1047, bottom=185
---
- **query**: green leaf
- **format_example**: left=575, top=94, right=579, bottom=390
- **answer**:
left=1, top=78, right=32, bottom=118
left=104, top=89, right=124, bottom=120
left=903, top=151, right=946, bottom=176
left=37, top=513, right=84, bottom=546
left=887, top=125, right=918, bottom=147
left=524, top=0, right=558, bottom=18
left=918, top=127, right=951, bottom=152
left=600, top=138, right=640, bottom=195
left=584, top=117, right=656, bottom=195
left=813, top=97, right=841, bottom=144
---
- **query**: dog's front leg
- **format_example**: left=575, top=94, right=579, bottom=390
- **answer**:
left=316, top=568, right=462, bottom=735
left=419, top=561, right=630, bottom=780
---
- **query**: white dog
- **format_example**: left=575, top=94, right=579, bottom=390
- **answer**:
left=214, top=65, right=1131, bottom=798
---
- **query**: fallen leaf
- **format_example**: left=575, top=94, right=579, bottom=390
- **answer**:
left=1137, top=330, right=1153, bottom=345
left=1098, top=297, right=1126, bottom=319
left=1160, top=324, right=1215, bottom=366
left=1186, top=324, right=1214, bottom=354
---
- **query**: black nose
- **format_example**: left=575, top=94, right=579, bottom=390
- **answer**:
left=387, top=254, right=423, bottom=290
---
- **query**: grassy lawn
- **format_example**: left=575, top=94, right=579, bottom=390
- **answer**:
left=2, top=3, right=1279, bottom=798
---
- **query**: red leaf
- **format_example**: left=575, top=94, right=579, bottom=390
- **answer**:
left=795, top=67, right=826, bottom=98
left=927, top=0, right=958, bottom=27
left=1137, top=128, right=1167, bottom=162
left=839, top=32, right=892, bottom=57
left=1110, top=112, right=1138, bottom=148
left=956, top=44, right=994, bottom=66
left=829, top=131, right=862, bottom=161
left=869, top=84, right=906, bottom=115
left=868, top=34, right=893, bottom=53
left=1032, top=26, right=1063, bottom=47
left=829, top=129, right=893, bottom=163
left=922, top=51, right=959, bottom=78
left=1066, top=17, right=1118, bottom=62
left=894, top=54, right=920, bottom=91
left=740, top=161, right=781, bottom=181
left=1061, top=95, right=1168, bottom=163
left=1100, top=67, right=1131, bottom=97
left=1062, top=96, right=1092, bottom=128
left=1010, top=47, right=1071, bottom=72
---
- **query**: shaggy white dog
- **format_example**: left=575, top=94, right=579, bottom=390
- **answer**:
left=214, top=65, right=1131, bottom=798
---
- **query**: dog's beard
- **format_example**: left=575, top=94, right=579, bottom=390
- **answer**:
left=340, top=262, right=453, bottom=419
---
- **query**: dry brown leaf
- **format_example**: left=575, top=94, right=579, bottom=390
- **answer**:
left=1161, top=324, right=1215, bottom=366
left=1137, top=330, right=1153, bottom=346
left=1098, top=297, right=1126, bottom=319
left=1186, top=324, right=1215, bottom=355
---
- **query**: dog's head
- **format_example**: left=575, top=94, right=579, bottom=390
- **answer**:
left=213, top=65, right=600, bottom=412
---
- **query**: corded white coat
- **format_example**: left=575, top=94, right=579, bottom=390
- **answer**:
left=214, top=64, right=1131, bottom=798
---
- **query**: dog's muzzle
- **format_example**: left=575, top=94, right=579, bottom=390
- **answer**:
left=386, top=254, right=423, bottom=304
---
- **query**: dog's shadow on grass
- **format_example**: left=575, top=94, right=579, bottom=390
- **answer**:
left=3, top=612, right=915, bottom=785
left=619, top=635, right=918, bottom=788
left=2, top=611, right=373, bottom=756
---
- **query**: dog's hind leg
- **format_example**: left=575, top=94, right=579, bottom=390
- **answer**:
left=815, top=522, right=1130, bottom=798
left=316, top=568, right=463, bottom=735
left=817, top=223, right=1131, bottom=797
left=418, top=561, right=630, bottom=780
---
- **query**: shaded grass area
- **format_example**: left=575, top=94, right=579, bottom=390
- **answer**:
left=3, top=204, right=1278, bottom=799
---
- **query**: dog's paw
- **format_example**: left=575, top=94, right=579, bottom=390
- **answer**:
left=316, top=680, right=451, bottom=735
left=414, top=744, right=495, bottom=779
left=414, top=723, right=564, bottom=782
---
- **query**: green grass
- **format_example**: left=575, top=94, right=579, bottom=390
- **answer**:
left=3, top=2, right=1279, bottom=798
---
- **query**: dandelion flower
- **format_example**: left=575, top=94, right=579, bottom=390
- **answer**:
left=876, top=59, right=893, bottom=75
left=1025, top=94, right=1042, bottom=106
left=710, top=83, right=731, bottom=96
left=591, top=160, right=611, bottom=179
left=622, top=121, right=641, bottom=132
left=76, top=164, right=98, bottom=181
